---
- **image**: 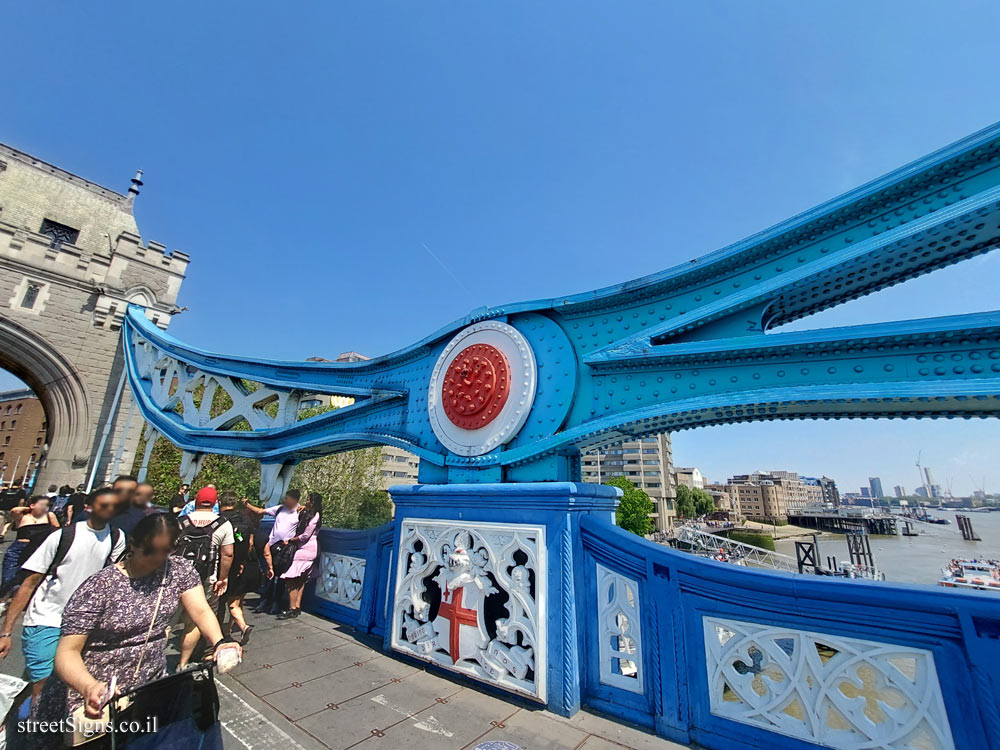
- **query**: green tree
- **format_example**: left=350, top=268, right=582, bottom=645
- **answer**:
left=357, top=490, right=395, bottom=529
left=605, top=476, right=654, bottom=537
left=292, top=447, right=392, bottom=529
left=675, top=484, right=716, bottom=519
left=131, top=430, right=260, bottom=506
left=692, top=487, right=716, bottom=516
left=675, top=484, right=696, bottom=519
left=132, top=386, right=391, bottom=528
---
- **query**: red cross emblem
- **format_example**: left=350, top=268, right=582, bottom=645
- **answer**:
left=437, top=587, right=479, bottom=664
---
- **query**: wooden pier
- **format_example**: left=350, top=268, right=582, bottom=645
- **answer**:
left=787, top=512, right=898, bottom=535
left=956, top=514, right=982, bottom=541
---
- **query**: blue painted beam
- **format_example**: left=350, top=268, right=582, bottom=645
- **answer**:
left=121, top=121, right=1000, bottom=482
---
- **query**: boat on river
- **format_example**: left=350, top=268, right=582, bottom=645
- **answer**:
left=939, top=559, right=1000, bottom=591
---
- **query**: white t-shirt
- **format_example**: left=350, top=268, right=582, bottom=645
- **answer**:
left=21, top=523, right=128, bottom=628
left=185, top=510, right=234, bottom=584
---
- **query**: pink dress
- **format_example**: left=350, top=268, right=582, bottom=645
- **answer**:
left=282, top=512, right=320, bottom=580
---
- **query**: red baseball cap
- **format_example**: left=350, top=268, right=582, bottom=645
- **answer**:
left=195, top=486, right=217, bottom=505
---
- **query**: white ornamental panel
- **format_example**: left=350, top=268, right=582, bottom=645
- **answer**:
left=596, top=563, right=643, bottom=693
left=315, top=553, right=366, bottom=610
left=391, top=519, right=546, bottom=701
left=703, top=616, right=955, bottom=750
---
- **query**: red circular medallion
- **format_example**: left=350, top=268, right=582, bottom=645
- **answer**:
left=441, top=343, right=510, bottom=430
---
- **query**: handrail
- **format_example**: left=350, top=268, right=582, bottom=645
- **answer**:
left=672, top=525, right=798, bottom=573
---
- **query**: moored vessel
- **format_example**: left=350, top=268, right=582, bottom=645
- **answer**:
left=939, top=559, right=1000, bottom=591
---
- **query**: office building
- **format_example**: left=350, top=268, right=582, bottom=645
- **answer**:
left=581, top=433, right=675, bottom=530
left=921, top=467, right=944, bottom=498
left=703, top=482, right=739, bottom=518
left=818, top=476, right=840, bottom=506
left=674, top=466, right=705, bottom=490
left=868, top=477, right=884, bottom=499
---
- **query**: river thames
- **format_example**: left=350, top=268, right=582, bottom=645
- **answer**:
left=774, top=509, right=1000, bottom=587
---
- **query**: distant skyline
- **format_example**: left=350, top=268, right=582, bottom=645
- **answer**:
left=2, top=2, right=999, bottom=495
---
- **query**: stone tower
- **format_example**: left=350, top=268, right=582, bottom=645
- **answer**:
left=0, top=142, right=188, bottom=489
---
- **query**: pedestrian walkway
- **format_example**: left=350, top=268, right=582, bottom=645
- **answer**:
left=222, top=603, right=689, bottom=750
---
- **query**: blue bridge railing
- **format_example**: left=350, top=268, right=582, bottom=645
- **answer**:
left=304, top=521, right=397, bottom=636
left=578, top=515, right=1000, bottom=750
left=301, top=506, right=1000, bottom=750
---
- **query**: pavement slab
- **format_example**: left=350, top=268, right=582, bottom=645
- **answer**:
left=0, top=580, right=690, bottom=750
left=221, top=602, right=690, bottom=750
left=464, top=709, right=590, bottom=750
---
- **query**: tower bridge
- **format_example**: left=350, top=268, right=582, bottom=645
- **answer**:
left=122, top=123, right=1000, bottom=750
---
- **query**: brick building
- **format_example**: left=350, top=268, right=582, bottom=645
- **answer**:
left=0, top=390, right=46, bottom=486
left=724, top=470, right=826, bottom=522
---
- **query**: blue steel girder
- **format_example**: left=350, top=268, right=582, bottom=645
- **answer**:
left=123, top=120, right=1000, bottom=494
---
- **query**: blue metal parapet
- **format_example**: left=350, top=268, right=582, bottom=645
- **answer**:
left=302, top=485, right=1000, bottom=750
left=576, top=513, right=1000, bottom=750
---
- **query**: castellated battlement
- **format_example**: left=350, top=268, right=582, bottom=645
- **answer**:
left=111, top=230, right=190, bottom=279
left=0, top=141, right=188, bottom=327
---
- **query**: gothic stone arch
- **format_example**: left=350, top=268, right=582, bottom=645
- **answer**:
left=0, top=315, right=90, bottom=483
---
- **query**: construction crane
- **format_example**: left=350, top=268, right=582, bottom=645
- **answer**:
left=915, top=451, right=925, bottom=500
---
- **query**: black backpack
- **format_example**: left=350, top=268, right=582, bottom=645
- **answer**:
left=222, top=510, right=254, bottom=572
left=176, top=516, right=225, bottom=580
left=42, top=524, right=123, bottom=579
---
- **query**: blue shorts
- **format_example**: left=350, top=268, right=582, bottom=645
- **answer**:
left=21, top=625, right=60, bottom=682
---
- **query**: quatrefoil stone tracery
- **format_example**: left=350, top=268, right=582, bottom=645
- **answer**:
left=703, top=616, right=955, bottom=750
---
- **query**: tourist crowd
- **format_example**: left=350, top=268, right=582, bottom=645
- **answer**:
left=0, top=475, right=323, bottom=748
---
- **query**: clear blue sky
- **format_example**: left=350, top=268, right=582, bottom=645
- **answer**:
left=3, top=2, right=1000, bottom=496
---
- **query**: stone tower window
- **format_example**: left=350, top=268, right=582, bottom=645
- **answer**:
left=39, top=219, right=80, bottom=250
left=21, top=283, right=41, bottom=309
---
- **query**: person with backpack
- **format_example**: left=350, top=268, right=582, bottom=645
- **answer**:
left=63, top=484, right=88, bottom=526
left=218, top=492, right=260, bottom=645
left=31, top=513, right=241, bottom=750
left=0, top=488, right=124, bottom=709
left=176, top=486, right=234, bottom=670
left=49, top=485, right=73, bottom=525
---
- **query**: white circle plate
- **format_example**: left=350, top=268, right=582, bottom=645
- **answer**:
left=427, top=321, right=537, bottom=457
